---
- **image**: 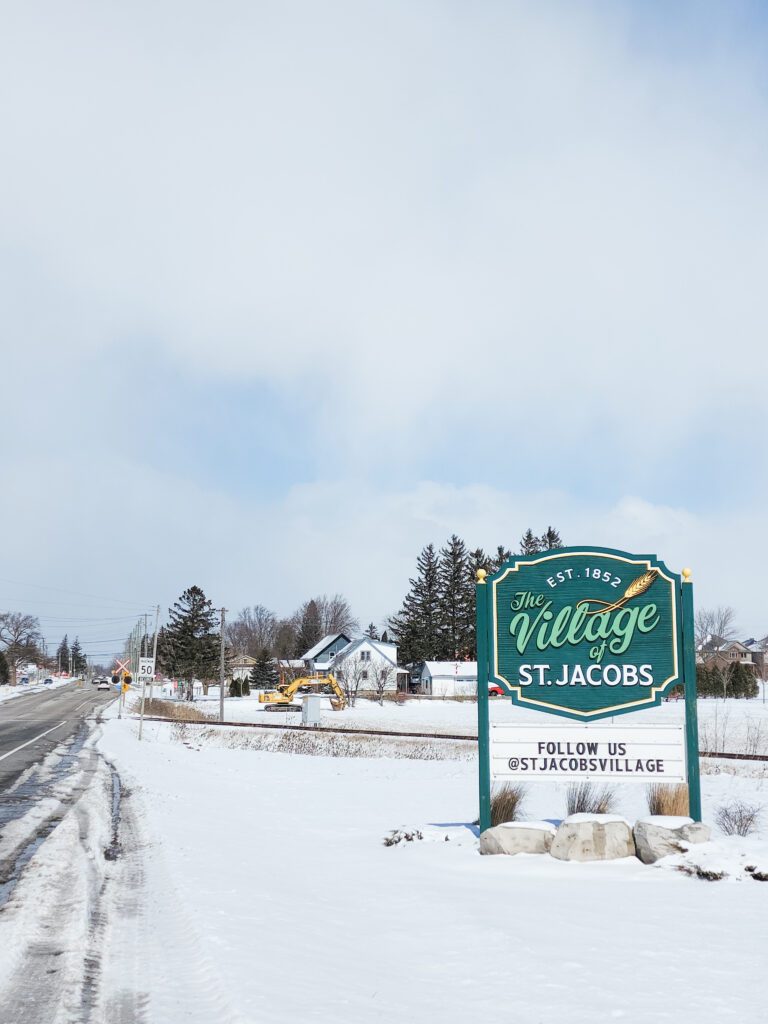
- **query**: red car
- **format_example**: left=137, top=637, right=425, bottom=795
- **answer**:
left=488, top=684, right=504, bottom=696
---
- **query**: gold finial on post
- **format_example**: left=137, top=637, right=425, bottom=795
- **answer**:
left=476, top=568, right=487, bottom=584
left=682, top=567, right=692, bottom=583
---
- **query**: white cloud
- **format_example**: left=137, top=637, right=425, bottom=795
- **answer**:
left=1, top=451, right=763, bottom=640
left=2, top=3, right=766, bottom=640
left=3, top=1, right=768, bottom=467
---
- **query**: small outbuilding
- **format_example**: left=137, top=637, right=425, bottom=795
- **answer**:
left=420, top=661, right=478, bottom=697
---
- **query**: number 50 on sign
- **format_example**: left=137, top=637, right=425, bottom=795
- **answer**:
left=138, top=658, right=155, bottom=680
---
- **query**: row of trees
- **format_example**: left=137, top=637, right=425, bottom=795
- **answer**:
left=153, top=586, right=365, bottom=701
left=389, top=528, right=563, bottom=665
left=696, top=662, right=759, bottom=700
left=54, top=634, right=88, bottom=675
left=225, top=593, right=359, bottom=659
left=0, top=613, right=93, bottom=684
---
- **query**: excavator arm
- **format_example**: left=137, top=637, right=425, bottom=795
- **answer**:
left=258, top=673, right=347, bottom=710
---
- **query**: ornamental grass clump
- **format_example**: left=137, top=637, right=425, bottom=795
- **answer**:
left=490, top=783, right=527, bottom=826
left=646, top=783, right=689, bottom=817
left=565, top=781, right=617, bottom=816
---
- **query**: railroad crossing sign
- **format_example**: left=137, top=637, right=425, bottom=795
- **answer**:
left=115, top=658, right=130, bottom=676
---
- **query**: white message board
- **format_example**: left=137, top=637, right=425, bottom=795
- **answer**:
left=490, top=723, right=687, bottom=783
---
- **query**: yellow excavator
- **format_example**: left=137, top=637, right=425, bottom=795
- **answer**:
left=258, top=673, right=347, bottom=711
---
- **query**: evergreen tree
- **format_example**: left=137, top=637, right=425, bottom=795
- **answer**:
left=519, top=529, right=541, bottom=555
left=250, top=647, right=278, bottom=690
left=728, top=661, right=758, bottom=699
left=156, top=626, right=170, bottom=675
left=696, top=664, right=712, bottom=698
left=468, top=548, right=490, bottom=580
left=56, top=634, right=70, bottom=674
left=71, top=636, right=88, bottom=676
left=490, top=546, right=513, bottom=572
left=241, top=675, right=250, bottom=696
left=161, top=586, right=220, bottom=701
left=437, top=534, right=473, bottom=660
left=273, top=619, right=298, bottom=659
left=380, top=630, right=389, bottom=643
left=229, top=677, right=242, bottom=697
left=540, top=526, right=563, bottom=551
left=389, top=543, right=442, bottom=664
left=364, top=622, right=380, bottom=640
left=0, top=650, right=8, bottom=685
left=709, top=665, right=725, bottom=700
left=296, top=599, right=322, bottom=655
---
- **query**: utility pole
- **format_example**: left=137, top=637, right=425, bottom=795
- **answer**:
left=219, top=607, right=226, bottom=724
left=150, top=604, right=160, bottom=702
left=139, top=606, right=161, bottom=742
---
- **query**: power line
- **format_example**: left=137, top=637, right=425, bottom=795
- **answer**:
left=0, top=577, right=150, bottom=607
left=36, top=615, right=147, bottom=624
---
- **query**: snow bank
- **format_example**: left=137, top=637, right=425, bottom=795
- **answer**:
left=659, top=835, right=768, bottom=882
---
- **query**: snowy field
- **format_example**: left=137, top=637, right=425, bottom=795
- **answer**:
left=1, top=694, right=766, bottom=1023
left=80, top=707, right=768, bottom=1023
left=167, top=690, right=768, bottom=756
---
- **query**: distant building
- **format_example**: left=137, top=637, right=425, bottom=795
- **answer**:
left=230, top=654, right=257, bottom=682
left=697, top=637, right=761, bottom=676
left=420, top=661, right=478, bottom=697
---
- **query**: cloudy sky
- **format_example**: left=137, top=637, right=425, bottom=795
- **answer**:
left=2, top=0, right=767, bottom=656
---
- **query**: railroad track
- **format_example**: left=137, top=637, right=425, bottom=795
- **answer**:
left=134, top=715, right=768, bottom=760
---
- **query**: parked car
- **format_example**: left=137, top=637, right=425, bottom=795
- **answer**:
left=97, top=680, right=111, bottom=691
left=488, top=684, right=504, bottom=696
left=43, top=677, right=54, bottom=685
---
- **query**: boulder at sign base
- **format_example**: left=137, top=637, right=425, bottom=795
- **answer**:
left=633, top=817, right=712, bottom=864
left=550, top=814, right=635, bottom=862
left=480, top=821, right=556, bottom=856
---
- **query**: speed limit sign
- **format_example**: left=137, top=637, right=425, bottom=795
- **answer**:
left=138, top=658, right=155, bottom=680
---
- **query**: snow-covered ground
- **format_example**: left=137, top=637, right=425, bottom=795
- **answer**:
left=78, top=706, right=768, bottom=1023
left=169, top=690, right=768, bottom=756
left=1, top=693, right=766, bottom=1023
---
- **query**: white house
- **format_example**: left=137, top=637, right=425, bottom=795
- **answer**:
left=420, top=661, right=478, bottom=697
left=299, top=635, right=408, bottom=693
left=231, top=654, right=257, bottom=682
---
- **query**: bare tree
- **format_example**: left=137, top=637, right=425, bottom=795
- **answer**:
left=334, top=653, right=369, bottom=707
left=0, top=612, right=43, bottom=685
left=371, top=659, right=396, bottom=706
left=316, top=594, right=359, bottom=636
left=695, top=607, right=739, bottom=659
left=226, top=605, right=278, bottom=656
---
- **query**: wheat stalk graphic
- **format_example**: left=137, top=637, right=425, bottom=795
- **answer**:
left=577, top=569, right=659, bottom=617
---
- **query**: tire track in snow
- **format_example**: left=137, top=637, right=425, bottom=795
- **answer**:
left=97, top=779, right=247, bottom=1024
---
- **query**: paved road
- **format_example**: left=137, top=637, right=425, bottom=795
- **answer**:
left=0, top=683, right=116, bottom=791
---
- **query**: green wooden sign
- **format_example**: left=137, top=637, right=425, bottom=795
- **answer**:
left=487, top=547, right=682, bottom=721
left=476, top=546, right=702, bottom=833
left=475, top=546, right=702, bottom=833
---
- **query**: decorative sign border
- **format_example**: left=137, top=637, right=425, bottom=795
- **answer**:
left=487, top=547, right=682, bottom=722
